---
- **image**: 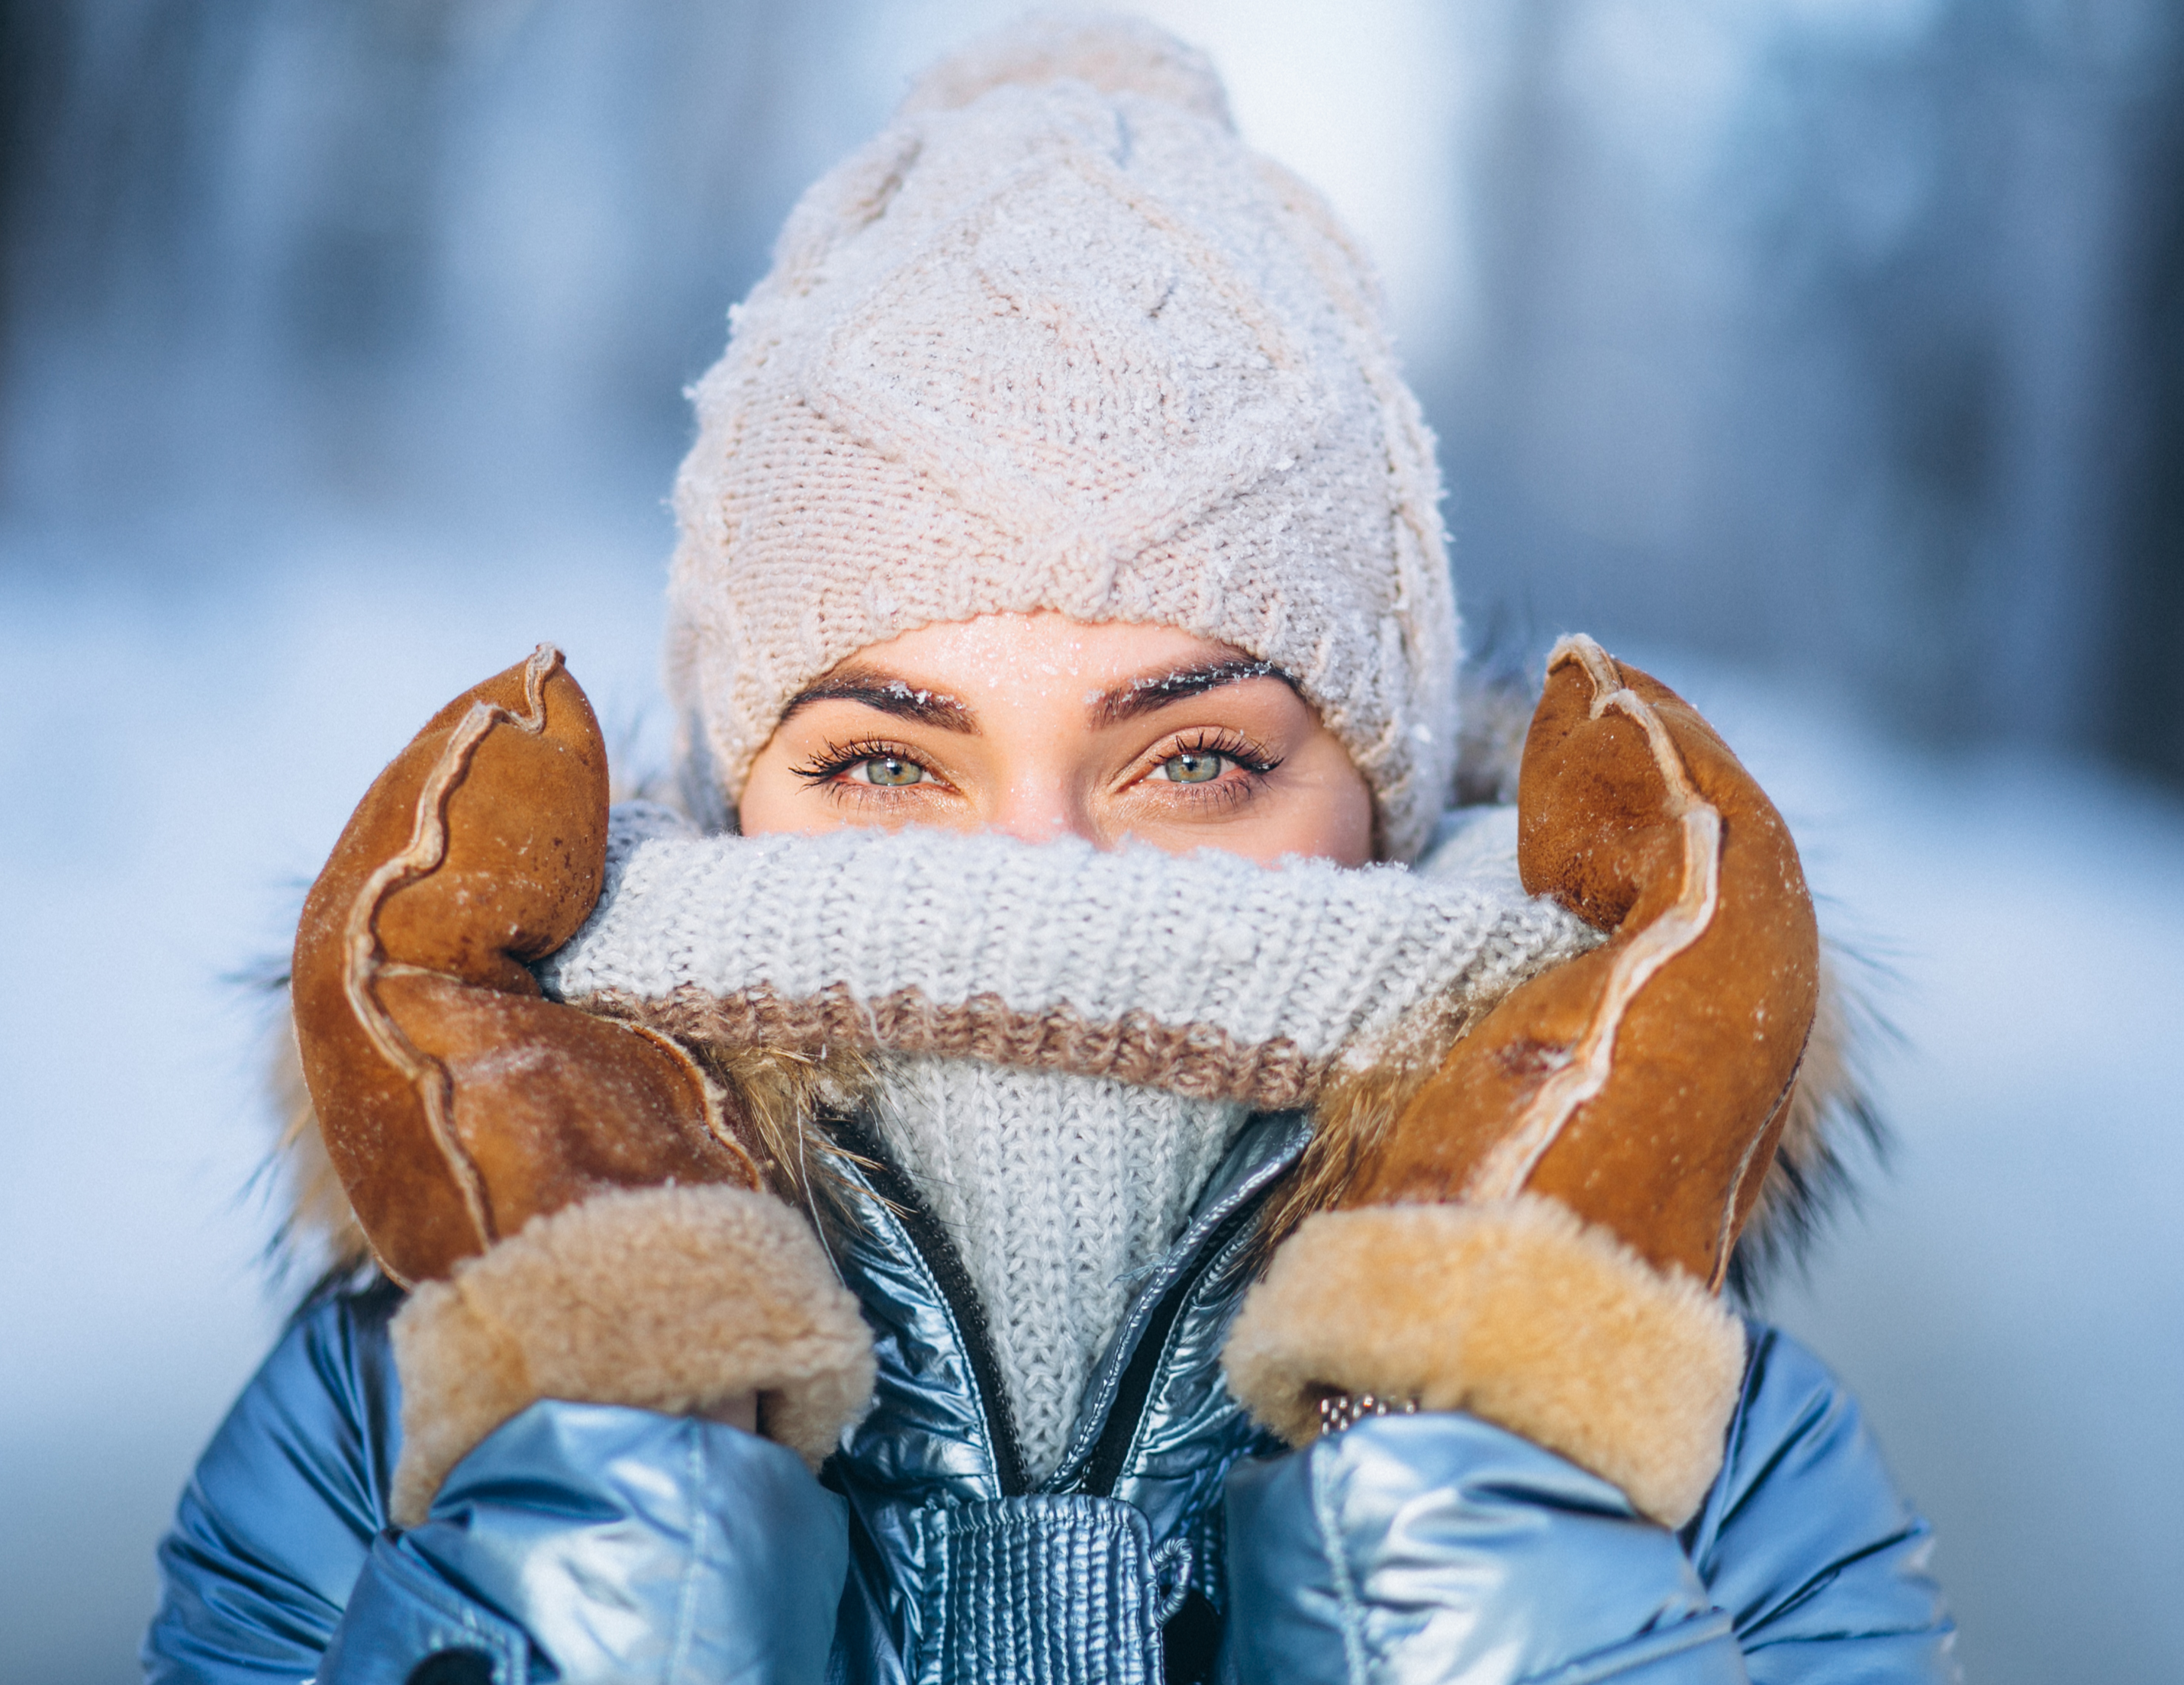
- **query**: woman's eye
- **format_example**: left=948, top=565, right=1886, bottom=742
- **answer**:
left=1158, top=749, right=1226, bottom=785
left=851, top=755, right=926, bottom=787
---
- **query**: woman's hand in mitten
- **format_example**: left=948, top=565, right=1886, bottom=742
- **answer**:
left=291, top=646, right=871, bottom=1526
left=1355, top=633, right=1818, bottom=1268
left=1228, top=634, right=1818, bottom=1526
left=290, top=644, right=763, bottom=1285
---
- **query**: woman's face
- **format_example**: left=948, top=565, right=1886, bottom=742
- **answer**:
left=739, top=613, right=1374, bottom=865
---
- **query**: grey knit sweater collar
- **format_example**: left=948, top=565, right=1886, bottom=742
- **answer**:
left=862, top=1055, right=1248, bottom=1479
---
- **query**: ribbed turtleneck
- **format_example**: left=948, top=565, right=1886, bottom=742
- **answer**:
left=863, top=1056, right=1248, bottom=1481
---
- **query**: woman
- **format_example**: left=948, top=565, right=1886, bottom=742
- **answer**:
left=147, top=18, right=1955, bottom=1683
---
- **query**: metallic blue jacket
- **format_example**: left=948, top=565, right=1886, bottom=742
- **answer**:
left=146, top=1114, right=1956, bottom=1683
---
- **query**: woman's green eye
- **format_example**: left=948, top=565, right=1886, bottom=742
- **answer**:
left=1160, top=749, right=1225, bottom=785
left=858, top=756, right=925, bottom=787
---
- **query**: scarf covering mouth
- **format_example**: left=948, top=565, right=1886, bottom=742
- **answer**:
left=539, top=804, right=1601, bottom=1108
left=539, top=804, right=1600, bottom=1478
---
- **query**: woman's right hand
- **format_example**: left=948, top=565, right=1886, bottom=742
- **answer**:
left=288, top=644, right=765, bottom=1287
left=288, top=647, right=873, bottom=1533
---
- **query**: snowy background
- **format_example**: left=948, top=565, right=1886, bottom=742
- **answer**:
left=3, top=2, right=2180, bottom=1680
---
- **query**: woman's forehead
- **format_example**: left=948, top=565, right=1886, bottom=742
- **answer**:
left=841, top=612, right=1246, bottom=679
left=817, top=614, right=1266, bottom=701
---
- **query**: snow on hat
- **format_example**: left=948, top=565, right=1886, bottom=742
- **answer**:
left=665, top=12, right=1458, bottom=859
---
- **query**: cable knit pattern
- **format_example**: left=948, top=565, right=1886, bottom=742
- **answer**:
left=540, top=804, right=1599, bottom=1106
left=865, top=1056, right=1248, bottom=1480
left=663, top=15, right=1458, bottom=859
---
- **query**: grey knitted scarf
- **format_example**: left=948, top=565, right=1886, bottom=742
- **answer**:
left=543, top=806, right=1596, bottom=1477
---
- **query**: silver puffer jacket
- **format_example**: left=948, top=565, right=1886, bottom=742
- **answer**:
left=146, top=1113, right=1957, bottom=1684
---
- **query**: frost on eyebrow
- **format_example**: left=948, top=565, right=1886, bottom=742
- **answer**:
left=1094, top=659, right=1297, bottom=726
left=779, top=670, right=977, bottom=731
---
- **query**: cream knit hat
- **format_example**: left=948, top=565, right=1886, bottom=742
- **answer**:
left=665, top=14, right=1458, bottom=859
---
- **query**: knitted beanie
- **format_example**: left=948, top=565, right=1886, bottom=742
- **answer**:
left=665, top=14, right=1458, bottom=860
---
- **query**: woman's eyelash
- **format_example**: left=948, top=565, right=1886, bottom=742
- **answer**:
left=1166, top=730, right=1283, bottom=775
left=788, top=739, right=927, bottom=785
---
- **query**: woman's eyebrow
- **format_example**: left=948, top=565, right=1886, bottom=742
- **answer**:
left=1094, top=659, right=1300, bottom=726
left=778, top=670, right=978, bottom=733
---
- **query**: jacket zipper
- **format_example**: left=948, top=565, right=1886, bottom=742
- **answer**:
left=826, top=1114, right=1031, bottom=1496
left=1077, top=1198, right=1262, bottom=1499
left=826, top=1112, right=1294, bottom=1503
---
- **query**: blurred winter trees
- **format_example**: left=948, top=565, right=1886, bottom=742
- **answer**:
left=1, top=0, right=2177, bottom=780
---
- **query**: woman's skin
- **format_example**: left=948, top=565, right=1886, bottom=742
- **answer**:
left=739, top=612, right=1376, bottom=865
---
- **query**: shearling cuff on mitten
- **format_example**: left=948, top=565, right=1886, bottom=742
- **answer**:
left=1222, top=1196, right=1745, bottom=1527
left=388, top=1184, right=876, bottom=1527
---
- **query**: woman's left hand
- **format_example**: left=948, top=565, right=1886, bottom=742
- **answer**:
left=1226, top=635, right=1819, bottom=1529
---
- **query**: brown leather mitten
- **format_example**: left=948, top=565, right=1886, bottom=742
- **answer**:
left=291, top=644, right=762, bottom=1280
left=292, top=646, right=874, bottom=1524
left=1226, top=635, right=1820, bottom=1526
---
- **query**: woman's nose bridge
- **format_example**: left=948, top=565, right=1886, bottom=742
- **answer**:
left=984, top=762, right=1100, bottom=846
